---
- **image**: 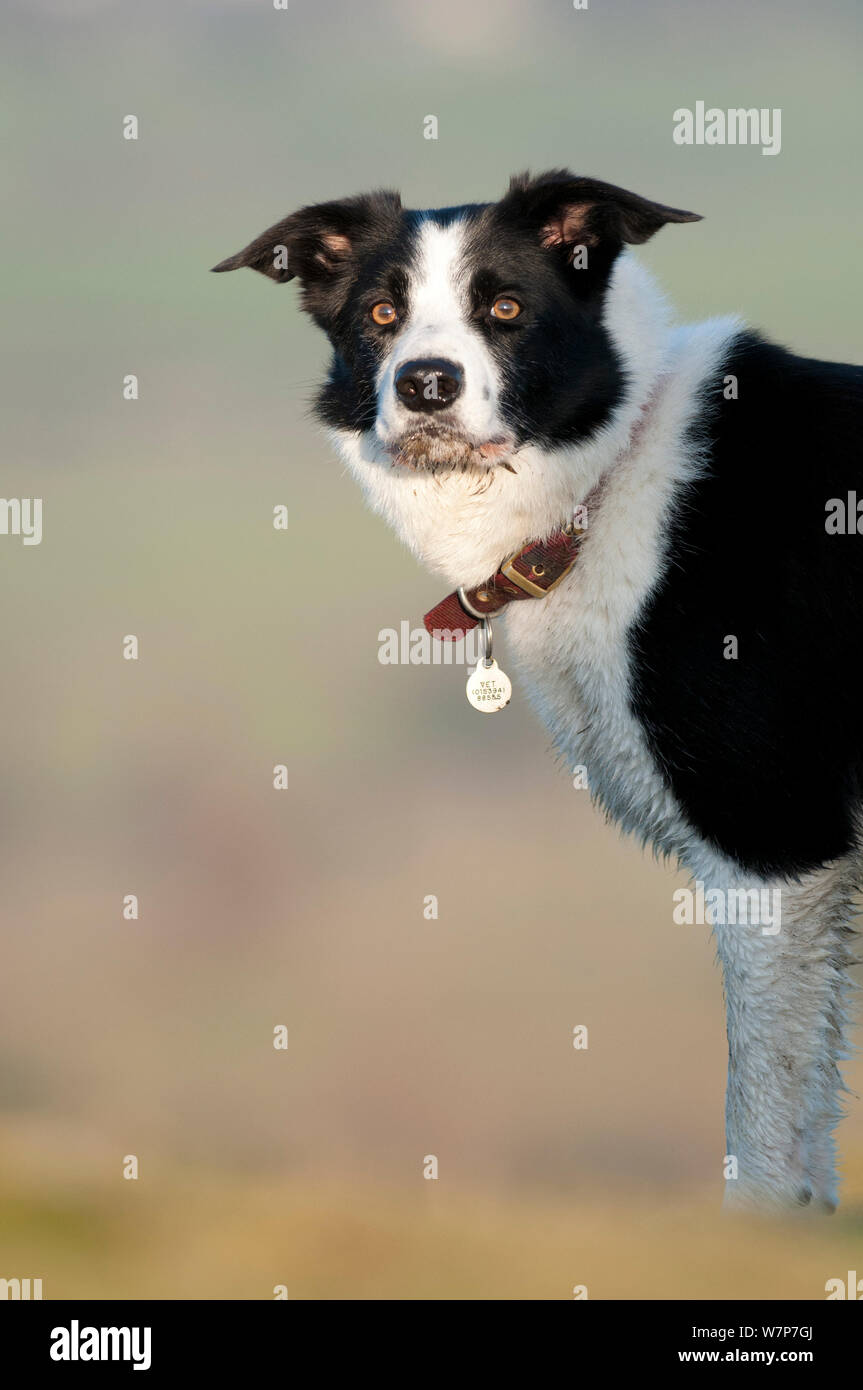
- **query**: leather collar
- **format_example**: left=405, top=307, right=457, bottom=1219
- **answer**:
left=423, top=520, right=586, bottom=640
left=422, top=375, right=667, bottom=641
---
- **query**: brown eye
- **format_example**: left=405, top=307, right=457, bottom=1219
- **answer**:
left=490, top=296, right=522, bottom=321
left=370, top=301, right=397, bottom=326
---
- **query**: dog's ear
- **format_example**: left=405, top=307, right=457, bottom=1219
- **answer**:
left=501, top=170, right=701, bottom=258
left=211, top=190, right=402, bottom=305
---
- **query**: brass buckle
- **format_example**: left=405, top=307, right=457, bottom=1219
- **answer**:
left=500, top=552, right=576, bottom=599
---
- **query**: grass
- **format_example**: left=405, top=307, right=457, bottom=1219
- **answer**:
left=3, top=1157, right=863, bottom=1300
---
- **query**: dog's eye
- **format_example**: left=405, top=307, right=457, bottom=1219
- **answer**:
left=490, top=296, right=522, bottom=321
left=370, top=301, right=398, bottom=326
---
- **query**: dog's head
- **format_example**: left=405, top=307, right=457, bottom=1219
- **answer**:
left=213, top=171, right=699, bottom=475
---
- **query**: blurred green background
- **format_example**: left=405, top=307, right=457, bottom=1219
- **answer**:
left=1, top=0, right=862, bottom=1298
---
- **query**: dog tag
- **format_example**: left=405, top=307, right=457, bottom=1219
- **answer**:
left=466, top=658, right=512, bottom=713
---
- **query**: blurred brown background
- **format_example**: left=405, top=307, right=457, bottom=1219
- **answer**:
left=1, top=0, right=862, bottom=1298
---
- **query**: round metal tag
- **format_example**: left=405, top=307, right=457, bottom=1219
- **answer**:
left=465, top=658, right=512, bottom=713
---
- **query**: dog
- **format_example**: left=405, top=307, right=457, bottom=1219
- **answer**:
left=214, top=170, right=863, bottom=1213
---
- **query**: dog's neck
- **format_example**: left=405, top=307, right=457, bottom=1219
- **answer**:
left=330, top=254, right=674, bottom=589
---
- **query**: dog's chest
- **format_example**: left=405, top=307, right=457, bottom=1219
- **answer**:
left=500, top=475, right=691, bottom=855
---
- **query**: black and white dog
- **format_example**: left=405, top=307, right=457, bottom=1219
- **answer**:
left=214, top=171, right=863, bottom=1213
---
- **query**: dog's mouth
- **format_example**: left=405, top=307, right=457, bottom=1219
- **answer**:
left=383, top=424, right=517, bottom=475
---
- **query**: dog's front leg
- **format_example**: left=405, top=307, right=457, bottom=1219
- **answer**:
left=710, top=858, right=857, bottom=1214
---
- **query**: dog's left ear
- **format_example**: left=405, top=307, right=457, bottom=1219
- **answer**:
left=502, top=170, right=702, bottom=255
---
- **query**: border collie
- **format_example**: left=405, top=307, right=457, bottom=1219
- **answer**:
left=214, top=171, right=863, bottom=1213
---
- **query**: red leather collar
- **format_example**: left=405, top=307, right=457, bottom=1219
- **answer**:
left=423, top=518, right=586, bottom=640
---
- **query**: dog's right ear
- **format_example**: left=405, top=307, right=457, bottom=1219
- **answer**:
left=211, top=191, right=402, bottom=302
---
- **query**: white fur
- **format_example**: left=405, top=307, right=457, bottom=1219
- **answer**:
left=374, top=219, right=503, bottom=447
left=329, top=244, right=856, bottom=1211
left=705, top=851, right=855, bottom=1212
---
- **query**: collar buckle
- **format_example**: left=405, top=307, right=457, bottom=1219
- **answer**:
left=500, top=552, right=572, bottom=598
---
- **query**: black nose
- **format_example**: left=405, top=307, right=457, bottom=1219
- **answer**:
left=394, top=359, right=463, bottom=412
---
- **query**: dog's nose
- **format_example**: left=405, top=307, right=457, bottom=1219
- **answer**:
left=394, top=359, right=463, bottom=412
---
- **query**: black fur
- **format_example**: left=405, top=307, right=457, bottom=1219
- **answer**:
left=630, top=332, right=863, bottom=876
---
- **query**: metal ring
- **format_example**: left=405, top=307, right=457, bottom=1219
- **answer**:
left=480, top=617, right=494, bottom=666
left=457, top=585, right=490, bottom=622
